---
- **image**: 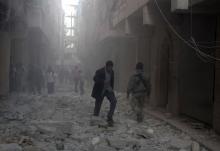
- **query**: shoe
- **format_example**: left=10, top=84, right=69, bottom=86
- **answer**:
left=107, top=118, right=114, bottom=127
left=137, top=114, right=143, bottom=123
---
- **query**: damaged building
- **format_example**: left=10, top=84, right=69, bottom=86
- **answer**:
left=0, top=0, right=64, bottom=96
left=78, top=0, right=220, bottom=133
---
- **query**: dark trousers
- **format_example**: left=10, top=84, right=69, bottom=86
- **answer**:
left=74, top=80, right=79, bottom=93
left=93, top=90, right=117, bottom=120
left=47, top=82, right=54, bottom=94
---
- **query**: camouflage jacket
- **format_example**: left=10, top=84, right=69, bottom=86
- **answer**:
left=127, top=72, right=151, bottom=97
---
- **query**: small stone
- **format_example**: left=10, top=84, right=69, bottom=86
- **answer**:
left=170, top=138, right=192, bottom=149
left=146, top=128, right=154, bottom=135
left=191, top=141, right=200, bottom=151
left=136, top=128, right=154, bottom=139
left=92, top=137, right=100, bottom=145
left=56, top=142, right=64, bottom=150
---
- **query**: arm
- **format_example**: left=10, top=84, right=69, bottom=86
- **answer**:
left=93, top=70, right=104, bottom=84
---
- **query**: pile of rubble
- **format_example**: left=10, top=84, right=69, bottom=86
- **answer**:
left=0, top=91, right=210, bottom=151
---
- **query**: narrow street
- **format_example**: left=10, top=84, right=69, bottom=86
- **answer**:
left=0, top=86, right=208, bottom=151
left=1, top=0, right=220, bottom=151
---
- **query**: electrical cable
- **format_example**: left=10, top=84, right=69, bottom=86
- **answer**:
left=188, top=2, right=220, bottom=49
left=191, top=37, right=216, bottom=63
left=153, top=0, right=220, bottom=62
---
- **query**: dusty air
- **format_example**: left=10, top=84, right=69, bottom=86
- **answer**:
left=0, top=0, right=219, bottom=150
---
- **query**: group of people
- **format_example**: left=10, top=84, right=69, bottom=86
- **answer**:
left=91, top=60, right=151, bottom=126
left=10, top=64, right=85, bottom=95
left=10, top=64, right=56, bottom=95
left=27, top=65, right=57, bottom=94
left=58, top=65, right=84, bottom=95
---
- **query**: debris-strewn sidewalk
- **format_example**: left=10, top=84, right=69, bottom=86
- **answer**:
left=145, top=106, right=220, bottom=151
left=0, top=88, right=211, bottom=151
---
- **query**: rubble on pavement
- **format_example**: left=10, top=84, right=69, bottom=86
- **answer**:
left=0, top=88, right=210, bottom=151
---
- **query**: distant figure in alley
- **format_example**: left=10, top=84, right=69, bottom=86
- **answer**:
left=73, top=65, right=84, bottom=95
left=46, top=66, right=56, bottom=94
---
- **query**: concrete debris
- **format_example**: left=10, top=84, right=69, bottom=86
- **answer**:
left=135, top=129, right=153, bottom=139
left=146, top=128, right=154, bottom=135
left=191, top=141, right=200, bottom=151
left=0, top=143, right=22, bottom=151
left=170, top=138, right=192, bottom=149
left=56, top=142, right=64, bottom=150
left=92, top=137, right=100, bottom=145
left=0, top=87, right=212, bottom=151
left=18, top=136, right=33, bottom=146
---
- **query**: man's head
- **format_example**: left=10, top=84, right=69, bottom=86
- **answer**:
left=105, top=60, right=114, bottom=73
left=136, top=62, right=144, bottom=71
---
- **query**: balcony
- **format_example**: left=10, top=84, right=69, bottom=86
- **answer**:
left=112, top=0, right=149, bottom=27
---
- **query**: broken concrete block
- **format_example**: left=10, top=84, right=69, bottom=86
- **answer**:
left=92, top=137, right=100, bottom=145
left=191, top=141, right=200, bottom=151
left=146, top=128, right=154, bottom=135
left=170, top=138, right=192, bottom=149
left=0, top=143, right=22, bottom=151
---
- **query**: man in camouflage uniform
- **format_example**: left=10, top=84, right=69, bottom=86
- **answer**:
left=127, top=62, right=151, bottom=122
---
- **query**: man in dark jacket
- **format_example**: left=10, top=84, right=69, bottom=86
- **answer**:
left=91, top=60, right=117, bottom=126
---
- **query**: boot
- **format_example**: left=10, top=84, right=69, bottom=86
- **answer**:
left=137, top=113, right=143, bottom=123
left=107, top=118, right=114, bottom=127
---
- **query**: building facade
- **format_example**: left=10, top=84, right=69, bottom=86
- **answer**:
left=78, top=0, right=220, bottom=133
left=0, top=0, right=64, bottom=96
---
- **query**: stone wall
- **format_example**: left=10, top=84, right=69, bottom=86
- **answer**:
left=0, top=32, right=10, bottom=96
left=214, top=16, right=220, bottom=133
left=78, top=0, right=218, bottom=127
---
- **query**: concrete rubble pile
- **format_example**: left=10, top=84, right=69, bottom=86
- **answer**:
left=0, top=90, right=210, bottom=151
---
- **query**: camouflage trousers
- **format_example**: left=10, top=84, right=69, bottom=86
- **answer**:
left=130, top=95, right=146, bottom=122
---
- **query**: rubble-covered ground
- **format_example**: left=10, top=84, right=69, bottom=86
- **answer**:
left=0, top=86, right=210, bottom=151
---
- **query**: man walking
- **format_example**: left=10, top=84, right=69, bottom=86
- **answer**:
left=127, top=62, right=151, bottom=123
left=91, top=61, right=117, bottom=126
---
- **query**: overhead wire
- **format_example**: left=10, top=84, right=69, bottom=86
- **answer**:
left=189, top=0, right=213, bottom=63
left=191, top=37, right=217, bottom=62
left=153, top=0, right=220, bottom=62
left=188, top=0, right=220, bottom=62
left=188, top=0, right=220, bottom=49
left=192, top=38, right=220, bottom=61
